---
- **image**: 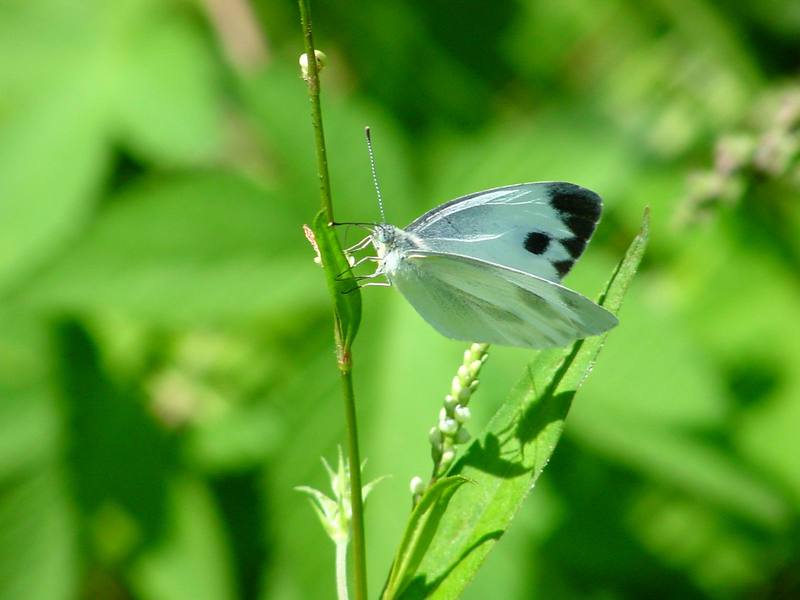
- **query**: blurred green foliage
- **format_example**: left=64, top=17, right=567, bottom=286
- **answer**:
left=1, top=0, right=799, bottom=599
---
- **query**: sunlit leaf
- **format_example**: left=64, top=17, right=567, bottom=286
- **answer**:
left=398, top=210, right=648, bottom=598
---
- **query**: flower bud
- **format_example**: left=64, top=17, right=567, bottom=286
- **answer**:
left=439, top=417, right=458, bottom=435
left=468, top=360, right=483, bottom=377
left=451, top=376, right=463, bottom=396
left=455, top=428, right=471, bottom=444
left=299, top=50, right=327, bottom=79
left=429, top=427, right=442, bottom=448
left=440, top=449, right=456, bottom=466
left=409, top=476, right=425, bottom=496
left=454, top=405, right=471, bottom=423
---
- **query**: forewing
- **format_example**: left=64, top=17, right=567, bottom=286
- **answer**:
left=406, top=182, right=602, bottom=281
left=391, top=252, right=617, bottom=349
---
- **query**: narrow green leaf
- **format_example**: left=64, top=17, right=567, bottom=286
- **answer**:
left=312, top=211, right=362, bottom=351
left=400, top=209, right=650, bottom=599
left=383, top=476, right=469, bottom=599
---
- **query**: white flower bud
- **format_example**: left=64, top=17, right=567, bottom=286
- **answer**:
left=463, top=349, right=472, bottom=363
left=468, top=360, right=483, bottom=377
left=444, top=394, right=458, bottom=410
left=409, top=476, right=425, bottom=496
left=429, top=427, right=442, bottom=447
left=299, top=50, right=327, bottom=80
left=457, top=365, right=469, bottom=380
left=439, top=417, right=458, bottom=435
left=454, top=405, right=471, bottom=423
left=451, top=375, right=463, bottom=396
left=440, top=449, right=456, bottom=466
left=457, top=385, right=472, bottom=403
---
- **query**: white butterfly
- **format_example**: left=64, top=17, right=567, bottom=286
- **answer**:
left=350, top=181, right=617, bottom=349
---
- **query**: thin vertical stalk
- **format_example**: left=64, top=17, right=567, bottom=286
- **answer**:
left=298, top=0, right=333, bottom=222
left=298, top=2, right=368, bottom=600
left=335, top=541, right=350, bottom=600
left=339, top=368, right=366, bottom=598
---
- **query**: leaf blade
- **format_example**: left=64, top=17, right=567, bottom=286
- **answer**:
left=312, top=212, right=362, bottom=350
left=401, top=209, right=650, bottom=599
left=383, top=476, right=469, bottom=599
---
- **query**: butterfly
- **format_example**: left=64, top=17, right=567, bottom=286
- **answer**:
left=348, top=181, right=617, bottom=349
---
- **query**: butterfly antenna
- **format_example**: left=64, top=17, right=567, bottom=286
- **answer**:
left=364, top=126, right=386, bottom=223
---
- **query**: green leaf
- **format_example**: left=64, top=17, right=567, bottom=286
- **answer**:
left=397, top=209, right=649, bottom=599
left=20, top=172, right=323, bottom=325
left=383, top=476, right=469, bottom=599
left=312, top=211, right=362, bottom=352
left=113, top=14, right=222, bottom=165
left=0, top=87, right=107, bottom=295
left=130, top=478, right=236, bottom=600
left=0, top=468, right=77, bottom=600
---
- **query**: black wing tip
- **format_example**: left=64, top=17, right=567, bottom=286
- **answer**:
left=547, top=182, right=603, bottom=222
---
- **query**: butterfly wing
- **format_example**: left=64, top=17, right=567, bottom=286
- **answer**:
left=391, top=251, right=617, bottom=348
left=405, top=182, right=602, bottom=282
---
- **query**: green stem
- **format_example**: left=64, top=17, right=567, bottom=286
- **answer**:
left=335, top=541, right=350, bottom=600
left=341, top=368, right=367, bottom=600
left=298, top=2, right=367, bottom=599
left=298, top=0, right=333, bottom=222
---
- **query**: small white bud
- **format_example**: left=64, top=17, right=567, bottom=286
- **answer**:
left=468, top=360, right=483, bottom=377
left=299, top=50, right=327, bottom=80
left=444, top=394, right=458, bottom=410
left=440, top=449, right=456, bottom=466
left=463, top=349, right=472, bottom=363
left=409, top=476, right=425, bottom=496
left=455, top=428, right=471, bottom=444
left=439, top=417, right=458, bottom=435
left=454, top=405, right=471, bottom=423
left=457, top=365, right=469, bottom=380
left=469, top=380, right=480, bottom=392
left=451, top=376, right=463, bottom=396
left=429, top=427, right=442, bottom=447
left=457, top=385, right=472, bottom=403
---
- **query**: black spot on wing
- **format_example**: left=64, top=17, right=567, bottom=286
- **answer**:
left=524, top=231, right=550, bottom=255
left=553, top=260, right=574, bottom=278
left=561, top=236, right=587, bottom=259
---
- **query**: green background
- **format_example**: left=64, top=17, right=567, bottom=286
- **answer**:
left=1, top=0, right=799, bottom=598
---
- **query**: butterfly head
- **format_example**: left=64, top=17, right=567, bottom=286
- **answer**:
left=370, top=224, right=422, bottom=277
left=370, top=224, right=396, bottom=258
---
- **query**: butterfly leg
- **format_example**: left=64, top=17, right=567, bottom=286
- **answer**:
left=335, top=255, right=379, bottom=280
left=342, top=281, right=390, bottom=294
left=343, top=235, right=374, bottom=254
left=342, top=279, right=390, bottom=294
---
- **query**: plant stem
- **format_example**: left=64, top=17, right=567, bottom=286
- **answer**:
left=336, top=541, right=350, bottom=600
left=298, top=2, right=368, bottom=599
left=298, top=0, right=333, bottom=222
left=340, top=367, right=367, bottom=600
